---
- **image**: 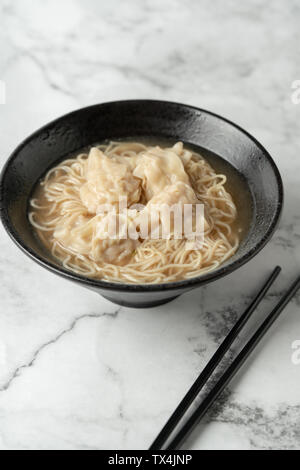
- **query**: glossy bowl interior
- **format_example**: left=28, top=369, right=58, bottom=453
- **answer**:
left=0, top=100, right=283, bottom=308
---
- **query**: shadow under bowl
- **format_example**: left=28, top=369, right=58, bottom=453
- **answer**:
left=0, top=100, right=283, bottom=308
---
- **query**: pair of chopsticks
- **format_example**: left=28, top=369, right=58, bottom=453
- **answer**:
left=150, top=266, right=300, bottom=450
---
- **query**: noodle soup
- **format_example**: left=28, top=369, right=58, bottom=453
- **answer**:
left=29, top=141, right=252, bottom=284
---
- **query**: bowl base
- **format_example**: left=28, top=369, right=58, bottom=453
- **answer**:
left=101, top=294, right=180, bottom=309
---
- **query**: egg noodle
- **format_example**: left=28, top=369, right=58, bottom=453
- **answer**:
left=29, top=141, right=238, bottom=284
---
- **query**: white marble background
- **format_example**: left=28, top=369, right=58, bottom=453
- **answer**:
left=0, top=0, right=300, bottom=450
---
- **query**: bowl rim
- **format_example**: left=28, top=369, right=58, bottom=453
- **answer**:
left=0, top=99, right=284, bottom=293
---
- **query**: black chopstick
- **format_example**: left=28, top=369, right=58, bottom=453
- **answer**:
left=166, top=274, right=300, bottom=450
left=149, top=266, right=281, bottom=450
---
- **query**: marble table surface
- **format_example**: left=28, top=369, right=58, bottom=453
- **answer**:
left=0, top=0, right=299, bottom=450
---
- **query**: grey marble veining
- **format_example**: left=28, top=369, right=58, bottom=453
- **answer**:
left=0, top=0, right=299, bottom=450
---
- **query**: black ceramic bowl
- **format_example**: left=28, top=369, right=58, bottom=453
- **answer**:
left=0, top=100, right=283, bottom=308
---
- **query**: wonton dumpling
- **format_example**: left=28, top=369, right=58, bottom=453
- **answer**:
left=91, top=210, right=139, bottom=265
left=171, top=142, right=193, bottom=166
left=136, top=181, right=208, bottom=239
left=133, top=145, right=190, bottom=200
left=147, top=181, right=199, bottom=207
left=92, top=237, right=138, bottom=265
left=53, top=214, right=95, bottom=256
left=80, top=148, right=141, bottom=213
left=54, top=211, right=138, bottom=266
